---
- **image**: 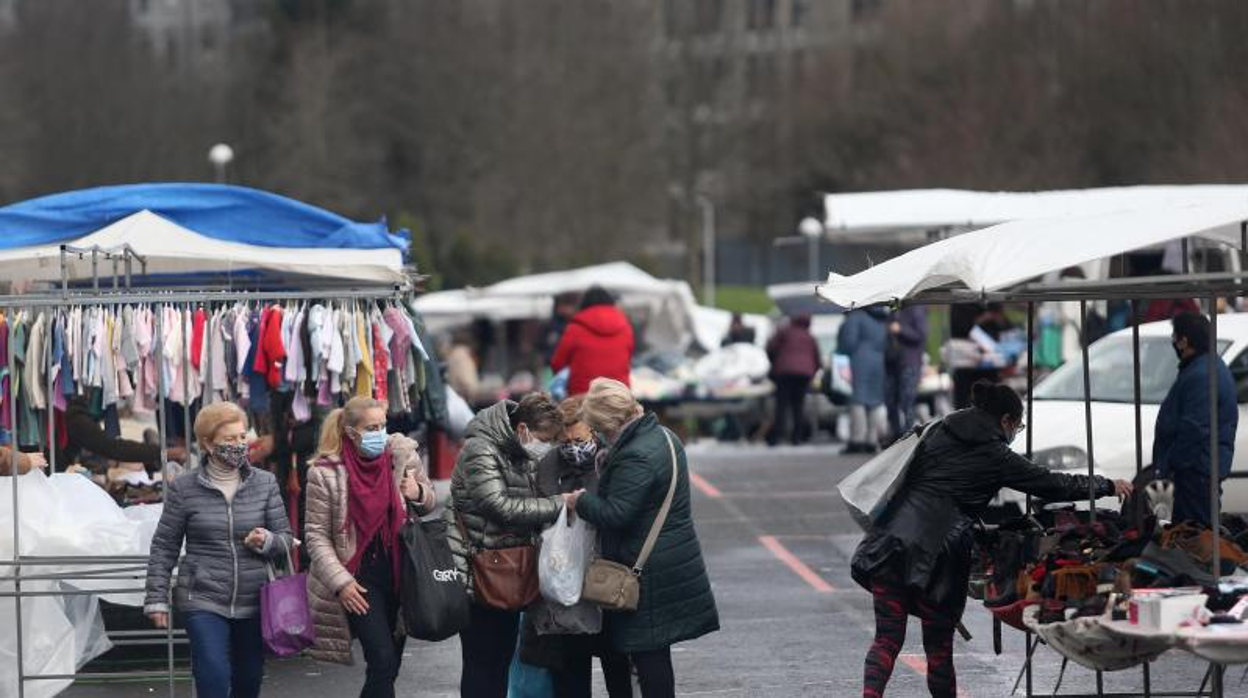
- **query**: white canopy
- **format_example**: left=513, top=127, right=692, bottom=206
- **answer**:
left=823, top=185, right=1248, bottom=239
left=414, top=262, right=713, bottom=352
left=0, top=210, right=407, bottom=285
left=816, top=200, right=1248, bottom=308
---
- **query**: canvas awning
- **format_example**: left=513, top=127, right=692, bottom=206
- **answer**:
left=821, top=185, right=1248, bottom=241
left=816, top=201, right=1248, bottom=308
left=0, top=210, right=406, bottom=285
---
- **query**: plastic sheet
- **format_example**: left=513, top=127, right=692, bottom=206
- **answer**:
left=1176, top=625, right=1248, bottom=665
left=1026, top=608, right=1173, bottom=672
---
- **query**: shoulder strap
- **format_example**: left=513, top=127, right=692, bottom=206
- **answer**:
left=633, top=428, right=679, bottom=575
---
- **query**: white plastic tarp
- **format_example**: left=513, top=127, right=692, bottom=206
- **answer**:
left=0, top=210, right=406, bottom=285
left=0, top=472, right=163, bottom=698
left=816, top=201, right=1248, bottom=309
left=823, top=185, right=1248, bottom=236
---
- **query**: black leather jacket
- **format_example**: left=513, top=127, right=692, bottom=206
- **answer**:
left=851, top=408, right=1113, bottom=618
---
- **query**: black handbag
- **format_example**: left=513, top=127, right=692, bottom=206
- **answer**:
left=399, top=517, right=471, bottom=642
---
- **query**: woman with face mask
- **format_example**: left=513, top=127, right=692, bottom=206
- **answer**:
left=449, top=393, right=575, bottom=698
left=852, top=381, right=1133, bottom=698
left=304, top=396, right=436, bottom=697
left=144, top=402, right=293, bottom=698
left=519, top=395, right=634, bottom=698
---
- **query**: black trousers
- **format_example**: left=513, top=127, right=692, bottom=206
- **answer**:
left=770, top=375, right=810, bottom=445
left=347, top=542, right=405, bottom=698
left=552, top=650, right=634, bottom=698
left=631, top=648, right=674, bottom=698
left=459, top=604, right=520, bottom=698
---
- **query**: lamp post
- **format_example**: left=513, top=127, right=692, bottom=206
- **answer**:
left=208, top=143, right=234, bottom=184
left=799, top=216, right=824, bottom=282
left=695, top=194, right=717, bottom=308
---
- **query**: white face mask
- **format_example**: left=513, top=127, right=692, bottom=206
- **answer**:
left=524, top=441, right=553, bottom=460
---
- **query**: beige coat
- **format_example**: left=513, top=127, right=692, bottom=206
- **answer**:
left=305, top=433, right=436, bottom=665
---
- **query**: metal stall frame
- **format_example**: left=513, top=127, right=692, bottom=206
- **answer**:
left=2, top=279, right=407, bottom=698
left=877, top=238, right=1248, bottom=698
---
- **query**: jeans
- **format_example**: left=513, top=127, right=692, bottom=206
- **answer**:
left=631, top=648, right=674, bottom=698
left=459, top=603, right=521, bottom=698
left=885, top=363, right=921, bottom=439
left=348, top=540, right=406, bottom=698
left=183, top=611, right=265, bottom=698
left=552, top=650, right=634, bottom=697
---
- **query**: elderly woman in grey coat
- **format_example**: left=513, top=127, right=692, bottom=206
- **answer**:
left=145, top=402, right=293, bottom=698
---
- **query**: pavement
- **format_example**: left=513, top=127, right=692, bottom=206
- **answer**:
left=63, top=441, right=1232, bottom=697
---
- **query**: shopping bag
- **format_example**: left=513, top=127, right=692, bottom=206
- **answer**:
left=538, top=507, right=595, bottom=607
left=400, top=517, right=471, bottom=641
left=260, top=539, right=316, bottom=657
left=530, top=596, right=603, bottom=636
left=837, top=419, right=941, bottom=530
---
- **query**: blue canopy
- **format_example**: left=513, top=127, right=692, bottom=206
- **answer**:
left=0, top=183, right=408, bottom=252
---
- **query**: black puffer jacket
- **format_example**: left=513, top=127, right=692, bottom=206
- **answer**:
left=144, top=465, right=293, bottom=619
left=851, top=407, right=1113, bottom=620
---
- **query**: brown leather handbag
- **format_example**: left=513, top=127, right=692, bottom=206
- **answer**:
left=455, top=513, right=540, bottom=611
left=581, top=429, right=679, bottom=612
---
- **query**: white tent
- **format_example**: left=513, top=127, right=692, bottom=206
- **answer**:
left=0, top=210, right=407, bottom=285
left=822, top=185, right=1248, bottom=241
left=414, top=262, right=717, bottom=352
left=816, top=200, right=1248, bottom=309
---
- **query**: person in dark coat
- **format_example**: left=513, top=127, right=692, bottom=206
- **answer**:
left=885, top=306, right=928, bottom=441
left=765, top=314, right=822, bottom=446
left=721, top=313, right=756, bottom=346
left=852, top=382, right=1131, bottom=698
left=1153, top=312, right=1238, bottom=527
left=62, top=395, right=186, bottom=473
left=571, top=378, right=719, bottom=698
left=838, top=308, right=890, bottom=453
left=519, top=395, right=633, bottom=698
left=551, top=286, right=636, bottom=396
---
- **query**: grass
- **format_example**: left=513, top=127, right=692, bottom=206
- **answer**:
left=705, top=285, right=777, bottom=315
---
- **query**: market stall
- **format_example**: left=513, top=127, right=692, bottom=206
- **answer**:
left=0, top=184, right=444, bottom=698
left=820, top=198, right=1248, bottom=697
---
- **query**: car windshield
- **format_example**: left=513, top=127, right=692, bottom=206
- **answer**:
left=1033, top=335, right=1231, bottom=404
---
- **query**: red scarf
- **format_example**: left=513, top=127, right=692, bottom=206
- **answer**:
left=341, top=439, right=405, bottom=587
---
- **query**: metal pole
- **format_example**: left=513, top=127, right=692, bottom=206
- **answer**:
left=808, top=232, right=819, bottom=283
left=153, top=305, right=174, bottom=698
left=697, top=195, right=716, bottom=307
left=10, top=312, right=25, bottom=698
left=46, top=308, right=55, bottom=474
left=59, top=246, right=68, bottom=301
left=181, top=306, right=192, bottom=467
left=1210, top=295, right=1222, bottom=577
left=1024, top=301, right=1035, bottom=696
left=1182, top=237, right=1190, bottom=275
left=1132, top=299, right=1144, bottom=530
left=1080, top=300, right=1097, bottom=522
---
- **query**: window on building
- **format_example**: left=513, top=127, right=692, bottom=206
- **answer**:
left=747, top=53, right=778, bottom=98
left=747, top=0, right=777, bottom=31
left=852, top=0, right=882, bottom=21
left=695, top=0, right=724, bottom=34
left=791, top=0, right=810, bottom=28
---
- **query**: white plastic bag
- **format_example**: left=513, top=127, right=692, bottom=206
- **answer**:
left=837, top=420, right=941, bottom=530
left=538, top=508, right=595, bottom=607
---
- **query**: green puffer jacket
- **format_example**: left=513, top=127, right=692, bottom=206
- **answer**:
left=447, top=400, right=563, bottom=591
left=576, top=413, right=720, bottom=653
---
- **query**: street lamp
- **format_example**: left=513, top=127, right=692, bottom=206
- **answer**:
left=208, top=143, right=234, bottom=184
left=799, top=216, right=824, bottom=282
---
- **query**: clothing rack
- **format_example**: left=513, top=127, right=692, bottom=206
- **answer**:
left=2, top=258, right=413, bottom=697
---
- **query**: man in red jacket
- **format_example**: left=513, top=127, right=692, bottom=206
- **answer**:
left=551, top=286, right=635, bottom=396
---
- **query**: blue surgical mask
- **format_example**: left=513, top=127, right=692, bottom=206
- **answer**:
left=357, top=430, right=388, bottom=459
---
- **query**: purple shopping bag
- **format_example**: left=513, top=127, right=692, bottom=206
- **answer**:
left=261, top=539, right=316, bottom=657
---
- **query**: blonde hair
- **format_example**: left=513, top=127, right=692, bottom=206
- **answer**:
left=316, top=397, right=386, bottom=459
left=193, top=402, right=248, bottom=450
left=580, top=378, right=642, bottom=436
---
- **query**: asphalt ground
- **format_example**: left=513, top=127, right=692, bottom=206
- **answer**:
left=62, top=443, right=1231, bottom=697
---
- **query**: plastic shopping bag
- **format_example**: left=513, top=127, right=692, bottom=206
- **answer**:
left=538, top=507, right=594, bottom=607
left=837, top=420, right=941, bottom=530
left=260, top=540, right=316, bottom=657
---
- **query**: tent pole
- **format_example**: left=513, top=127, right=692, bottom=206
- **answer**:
left=1080, top=300, right=1096, bottom=522
left=10, top=309, right=25, bottom=698
left=1210, top=294, right=1222, bottom=577
left=1025, top=301, right=1035, bottom=696
left=182, top=306, right=192, bottom=468
left=1132, top=299, right=1144, bottom=529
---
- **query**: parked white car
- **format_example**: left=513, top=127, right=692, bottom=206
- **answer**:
left=1002, top=314, right=1248, bottom=514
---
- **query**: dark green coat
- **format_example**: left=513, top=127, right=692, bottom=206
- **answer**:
left=576, top=413, right=720, bottom=653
